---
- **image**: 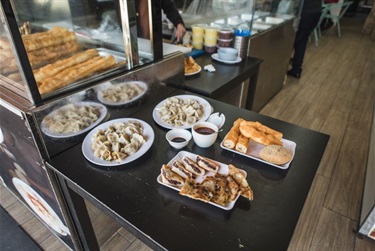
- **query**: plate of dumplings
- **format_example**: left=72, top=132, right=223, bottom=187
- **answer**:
left=97, top=81, right=148, bottom=106
left=152, top=95, right=212, bottom=130
left=41, top=102, right=107, bottom=138
left=82, top=118, right=154, bottom=166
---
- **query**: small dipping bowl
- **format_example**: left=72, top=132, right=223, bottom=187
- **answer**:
left=218, top=47, right=238, bottom=61
left=192, top=122, right=218, bottom=148
left=166, top=129, right=192, bottom=149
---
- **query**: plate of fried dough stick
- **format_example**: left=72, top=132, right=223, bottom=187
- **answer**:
left=220, top=118, right=296, bottom=169
left=157, top=151, right=253, bottom=210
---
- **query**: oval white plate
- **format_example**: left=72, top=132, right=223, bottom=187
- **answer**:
left=97, top=81, right=148, bottom=106
left=185, top=65, right=202, bottom=76
left=12, top=177, right=70, bottom=236
left=41, top=102, right=107, bottom=139
left=82, top=118, right=154, bottom=166
left=211, top=53, right=242, bottom=64
left=152, top=95, right=212, bottom=130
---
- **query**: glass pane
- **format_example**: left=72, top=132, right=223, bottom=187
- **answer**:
left=4, top=0, right=155, bottom=98
left=0, top=7, right=29, bottom=100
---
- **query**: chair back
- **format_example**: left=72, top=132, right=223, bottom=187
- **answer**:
left=323, top=1, right=353, bottom=20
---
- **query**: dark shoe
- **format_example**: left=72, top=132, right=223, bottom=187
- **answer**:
left=287, top=69, right=301, bottom=79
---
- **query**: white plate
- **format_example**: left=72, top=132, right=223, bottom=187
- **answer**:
left=97, top=81, right=148, bottom=106
left=152, top=95, right=212, bottom=130
left=157, top=151, right=246, bottom=210
left=12, top=178, right=70, bottom=236
left=185, top=65, right=202, bottom=76
left=220, top=137, right=296, bottom=169
left=211, top=53, right=242, bottom=64
left=41, top=102, right=107, bottom=139
left=82, top=118, right=154, bottom=166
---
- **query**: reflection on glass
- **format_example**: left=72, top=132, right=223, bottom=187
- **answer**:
left=176, top=0, right=301, bottom=32
left=0, top=10, right=26, bottom=86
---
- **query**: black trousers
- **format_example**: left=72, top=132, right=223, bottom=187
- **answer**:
left=291, top=10, right=321, bottom=74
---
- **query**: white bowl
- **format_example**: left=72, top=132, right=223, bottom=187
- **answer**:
left=192, top=122, right=218, bottom=148
left=166, top=129, right=192, bottom=149
left=217, top=47, right=238, bottom=61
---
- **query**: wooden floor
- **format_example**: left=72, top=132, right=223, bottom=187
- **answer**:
left=1, top=13, right=374, bottom=251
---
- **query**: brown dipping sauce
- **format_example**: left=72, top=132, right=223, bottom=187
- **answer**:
left=195, top=127, right=215, bottom=135
left=172, top=137, right=186, bottom=143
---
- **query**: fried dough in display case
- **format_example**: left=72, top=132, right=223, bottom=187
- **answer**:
left=0, top=0, right=163, bottom=104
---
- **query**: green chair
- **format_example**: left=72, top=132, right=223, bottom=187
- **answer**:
left=313, top=5, right=330, bottom=46
left=322, top=1, right=353, bottom=37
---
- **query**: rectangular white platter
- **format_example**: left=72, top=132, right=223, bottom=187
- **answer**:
left=220, top=137, right=297, bottom=170
left=157, top=151, right=247, bottom=210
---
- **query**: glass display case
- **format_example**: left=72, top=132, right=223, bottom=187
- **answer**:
left=0, top=0, right=163, bottom=104
left=176, top=0, right=303, bottom=35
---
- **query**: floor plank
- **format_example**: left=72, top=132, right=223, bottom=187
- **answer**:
left=309, top=208, right=357, bottom=251
left=288, top=174, right=330, bottom=251
left=324, top=127, right=369, bottom=220
left=316, top=109, right=349, bottom=178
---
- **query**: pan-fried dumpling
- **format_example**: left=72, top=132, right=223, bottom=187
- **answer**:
left=124, top=141, right=140, bottom=155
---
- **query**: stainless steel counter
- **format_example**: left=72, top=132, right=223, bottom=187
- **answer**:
left=249, top=19, right=295, bottom=111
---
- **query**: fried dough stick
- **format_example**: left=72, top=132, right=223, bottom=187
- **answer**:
left=23, top=27, right=76, bottom=52
left=34, top=49, right=99, bottom=84
left=223, top=118, right=244, bottom=149
left=38, top=55, right=116, bottom=94
left=27, top=41, right=81, bottom=67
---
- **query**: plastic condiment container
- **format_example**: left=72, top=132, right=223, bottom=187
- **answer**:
left=191, top=24, right=207, bottom=36
left=204, top=36, right=218, bottom=46
left=204, top=44, right=217, bottom=54
left=217, top=38, right=233, bottom=47
left=192, top=41, right=203, bottom=50
left=192, top=34, right=204, bottom=43
left=218, top=28, right=234, bottom=39
left=205, top=26, right=219, bottom=37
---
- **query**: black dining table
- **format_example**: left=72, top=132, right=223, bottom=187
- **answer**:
left=168, top=54, right=262, bottom=110
left=46, top=88, right=329, bottom=251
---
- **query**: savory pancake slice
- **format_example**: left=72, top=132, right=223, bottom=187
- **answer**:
left=161, top=164, right=184, bottom=188
left=225, top=175, right=239, bottom=201
left=180, top=179, right=213, bottom=203
left=228, top=164, right=253, bottom=200
left=201, top=175, right=230, bottom=206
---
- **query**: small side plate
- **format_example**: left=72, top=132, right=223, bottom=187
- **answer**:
left=211, top=53, right=242, bottom=64
left=185, top=65, right=202, bottom=76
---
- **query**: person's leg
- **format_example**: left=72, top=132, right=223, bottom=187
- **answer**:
left=289, top=11, right=321, bottom=78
